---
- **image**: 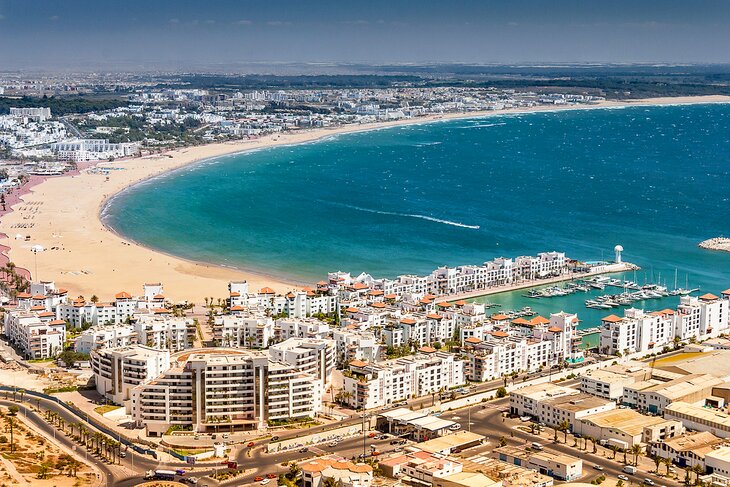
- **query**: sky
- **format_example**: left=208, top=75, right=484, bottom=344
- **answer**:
left=1, top=0, right=730, bottom=70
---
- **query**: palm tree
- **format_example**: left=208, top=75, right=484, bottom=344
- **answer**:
left=67, top=458, right=81, bottom=477
left=653, top=455, right=661, bottom=473
left=94, top=432, right=104, bottom=454
left=558, top=420, right=570, bottom=443
left=664, top=457, right=673, bottom=476
left=631, top=444, right=642, bottom=466
left=692, top=464, right=704, bottom=485
left=18, top=389, right=25, bottom=403
left=608, top=444, right=619, bottom=459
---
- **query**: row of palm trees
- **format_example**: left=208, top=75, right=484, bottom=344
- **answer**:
left=44, top=410, right=123, bottom=464
left=538, top=421, right=710, bottom=486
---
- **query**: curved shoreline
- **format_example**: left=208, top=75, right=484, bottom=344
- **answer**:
left=2, top=95, right=730, bottom=303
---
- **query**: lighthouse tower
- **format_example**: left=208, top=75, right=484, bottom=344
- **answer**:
left=614, top=245, right=624, bottom=264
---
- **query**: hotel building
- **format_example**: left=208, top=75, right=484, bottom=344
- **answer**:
left=90, top=345, right=171, bottom=407
left=129, top=349, right=322, bottom=435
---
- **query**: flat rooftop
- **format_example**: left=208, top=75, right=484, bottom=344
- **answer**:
left=582, top=408, right=670, bottom=436
left=656, top=351, right=730, bottom=380
left=661, top=432, right=725, bottom=454
left=641, top=374, right=723, bottom=399
left=512, top=383, right=578, bottom=401
left=418, top=431, right=484, bottom=454
left=544, top=392, right=614, bottom=412
left=665, top=402, right=730, bottom=428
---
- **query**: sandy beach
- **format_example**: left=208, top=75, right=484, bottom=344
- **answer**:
left=1, top=94, right=729, bottom=304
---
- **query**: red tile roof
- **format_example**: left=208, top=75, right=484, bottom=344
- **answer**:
left=602, top=314, right=623, bottom=323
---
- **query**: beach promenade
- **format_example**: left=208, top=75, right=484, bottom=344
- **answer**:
left=0, top=95, right=728, bottom=304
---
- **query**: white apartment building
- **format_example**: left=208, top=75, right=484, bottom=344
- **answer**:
left=332, top=328, right=382, bottom=364
left=326, top=251, right=568, bottom=300
left=342, top=351, right=466, bottom=410
left=9, top=107, right=52, bottom=121
left=4, top=310, right=65, bottom=359
left=90, top=345, right=170, bottom=408
left=600, top=293, right=730, bottom=356
left=214, top=313, right=273, bottom=348
left=133, top=314, right=191, bottom=352
left=130, top=349, right=323, bottom=435
left=268, top=338, right=336, bottom=386
left=74, top=324, right=137, bottom=354
left=676, top=294, right=729, bottom=340
left=52, top=138, right=140, bottom=162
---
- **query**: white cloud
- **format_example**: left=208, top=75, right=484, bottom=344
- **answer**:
left=168, top=18, right=180, bottom=24
left=235, top=19, right=253, bottom=25
left=49, top=15, right=59, bottom=21
left=266, top=20, right=292, bottom=26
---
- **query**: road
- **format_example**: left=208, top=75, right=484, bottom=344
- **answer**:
left=0, top=399, right=114, bottom=485
left=440, top=397, right=684, bottom=487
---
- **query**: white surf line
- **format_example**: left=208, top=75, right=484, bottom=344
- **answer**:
left=332, top=202, right=480, bottom=230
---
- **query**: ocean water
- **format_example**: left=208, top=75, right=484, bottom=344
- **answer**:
left=104, top=104, right=730, bottom=329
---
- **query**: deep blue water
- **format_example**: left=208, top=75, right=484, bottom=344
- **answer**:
left=104, top=104, right=730, bottom=328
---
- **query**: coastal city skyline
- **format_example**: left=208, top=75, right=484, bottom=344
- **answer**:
left=0, top=2, right=729, bottom=487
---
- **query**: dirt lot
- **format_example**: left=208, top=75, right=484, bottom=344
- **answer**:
left=0, top=406, right=95, bottom=487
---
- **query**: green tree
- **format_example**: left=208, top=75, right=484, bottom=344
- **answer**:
left=558, top=420, right=570, bottom=443
left=499, top=436, right=508, bottom=447
left=631, top=444, right=643, bottom=466
left=496, top=387, right=507, bottom=398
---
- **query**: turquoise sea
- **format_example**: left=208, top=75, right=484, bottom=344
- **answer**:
left=103, top=104, right=730, bottom=333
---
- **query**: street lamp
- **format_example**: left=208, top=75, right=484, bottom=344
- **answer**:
left=31, top=245, right=44, bottom=281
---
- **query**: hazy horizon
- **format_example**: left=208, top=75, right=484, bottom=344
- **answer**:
left=1, top=0, right=730, bottom=70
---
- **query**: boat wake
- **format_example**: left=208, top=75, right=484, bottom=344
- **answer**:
left=331, top=202, right=480, bottom=229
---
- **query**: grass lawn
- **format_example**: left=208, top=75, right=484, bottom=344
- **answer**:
left=94, top=404, right=122, bottom=415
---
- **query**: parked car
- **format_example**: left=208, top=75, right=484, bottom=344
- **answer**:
left=593, top=465, right=604, bottom=471
left=260, top=479, right=271, bottom=485
left=449, top=424, right=461, bottom=431
left=299, top=447, right=309, bottom=453
left=254, top=477, right=264, bottom=482
left=266, top=473, right=277, bottom=479
left=329, top=441, right=338, bottom=447
left=247, top=442, right=255, bottom=448
left=271, top=436, right=280, bottom=441
left=222, top=433, right=229, bottom=439
left=644, top=479, right=655, bottom=486
left=618, top=475, right=629, bottom=481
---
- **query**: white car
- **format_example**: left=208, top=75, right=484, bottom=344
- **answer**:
left=449, top=424, right=461, bottom=431
left=618, top=475, right=629, bottom=481
left=260, top=479, right=271, bottom=485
